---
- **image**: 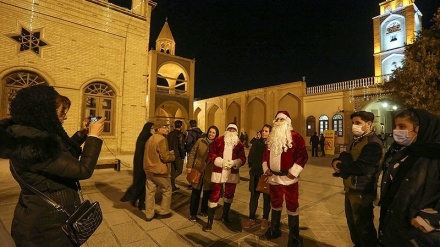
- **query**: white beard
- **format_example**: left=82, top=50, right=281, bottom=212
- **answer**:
left=224, top=131, right=239, bottom=147
left=267, top=121, right=293, bottom=156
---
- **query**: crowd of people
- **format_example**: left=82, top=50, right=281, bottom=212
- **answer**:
left=1, top=85, right=440, bottom=246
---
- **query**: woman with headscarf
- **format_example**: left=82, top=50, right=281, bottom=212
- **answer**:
left=243, top=124, right=272, bottom=230
left=0, top=85, right=105, bottom=246
left=379, top=109, right=440, bottom=246
left=121, top=122, right=154, bottom=210
left=186, top=125, right=219, bottom=222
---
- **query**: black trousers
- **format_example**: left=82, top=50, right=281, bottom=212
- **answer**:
left=311, top=145, right=318, bottom=156
left=345, top=192, right=377, bottom=247
left=170, top=158, right=184, bottom=188
left=190, top=188, right=212, bottom=216
left=249, top=189, right=271, bottom=220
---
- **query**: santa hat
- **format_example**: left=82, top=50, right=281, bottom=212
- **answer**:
left=275, top=111, right=291, bottom=120
left=226, top=123, right=238, bottom=132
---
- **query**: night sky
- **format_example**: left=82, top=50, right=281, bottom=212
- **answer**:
left=110, top=0, right=440, bottom=99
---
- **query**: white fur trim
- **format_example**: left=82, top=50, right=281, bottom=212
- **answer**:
left=208, top=201, right=218, bottom=208
left=224, top=198, right=233, bottom=203
left=288, top=163, right=303, bottom=178
left=226, top=123, right=238, bottom=131
left=211, top=169, right=240, bottom=184
left=269, top=153, right=282, bottom=172
left=275, top=112, right=290, bottom=121
left=262, top=161, right=268, bottom=173
left=286, top=209, right=299, bottom=216
left=214, top=157, right=224, bottom=168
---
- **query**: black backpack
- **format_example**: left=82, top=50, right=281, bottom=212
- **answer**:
left=185, top=129, right=203, bottom=153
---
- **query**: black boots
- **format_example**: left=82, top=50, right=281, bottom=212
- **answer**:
left=222, top=202, right=232, bottom=223
left=264, top=210, right=282, bottom=239
left=203, top=207, right=216, bottom=232
left=288, top=215, right=302, bottom=247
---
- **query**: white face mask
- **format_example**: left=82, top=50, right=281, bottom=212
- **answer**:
left=393, top=129, right=417, bottom=146
left=352, top=124, right=364, bottom=136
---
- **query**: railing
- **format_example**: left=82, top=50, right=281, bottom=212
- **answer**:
left=86, top=0, right=155, bottom=20
left=306, top=74, right=391, bottom=94
left=156, top=88, right=187, bottom=95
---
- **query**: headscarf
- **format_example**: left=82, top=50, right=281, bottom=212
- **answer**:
left=9, top=85, right=82, bottom=158
left=408, top=109, right=440, bottom=160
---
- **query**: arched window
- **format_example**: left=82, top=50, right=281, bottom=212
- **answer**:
left=318, top=115, right=329, bottom=135
left=83, top=82, right=115, bottom=135
left=306, top=116, right=316, bottom=136
left=2, top=70, right=48, bottom=116
left=333, top=114, right=343, bottom=137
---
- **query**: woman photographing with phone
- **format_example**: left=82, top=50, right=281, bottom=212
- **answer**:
left=0, top=85, right=105, bottom=246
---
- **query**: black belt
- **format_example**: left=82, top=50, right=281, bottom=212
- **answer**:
left=271, top=171, right=288, bottom=176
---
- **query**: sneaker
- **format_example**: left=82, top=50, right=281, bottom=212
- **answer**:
left=261, top=219, right=269, bottom=229
left=189, top=215, right=197, bottom=222
left=243, top=219, right=256, bottom=229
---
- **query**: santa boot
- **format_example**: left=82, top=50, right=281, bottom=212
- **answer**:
left=202, top=207, right=216, bottom=232
left=222, top=202, right=232, bottom=224
left=263, top=210, right=282, bottom=239
left=288, top=215, right=302, bottom=247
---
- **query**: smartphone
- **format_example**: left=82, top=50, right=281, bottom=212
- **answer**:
left=87, top=116, right=102, bottom=127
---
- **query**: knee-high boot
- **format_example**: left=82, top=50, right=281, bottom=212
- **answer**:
left=202, top=207, right=216, bottom=232
left=263, top=210, right=282, bottom=239
left=222, top=202, right=232, bottom=224
left=288, top=215, right=302, bottom=247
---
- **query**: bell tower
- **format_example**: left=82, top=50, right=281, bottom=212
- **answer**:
left=372, top=0, right=422, bottom=79
left=155, top=19, right=176, bottom=55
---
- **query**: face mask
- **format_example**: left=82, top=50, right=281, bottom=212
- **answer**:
left=393, top=130, right=416, bottom=146
left=352, top=124, right=364, bottom=136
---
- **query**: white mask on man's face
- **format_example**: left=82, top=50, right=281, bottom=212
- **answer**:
left=351, top=124, right=365, bottom=136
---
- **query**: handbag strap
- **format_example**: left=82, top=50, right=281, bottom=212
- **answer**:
left=10, top=161, right=69, bottom=215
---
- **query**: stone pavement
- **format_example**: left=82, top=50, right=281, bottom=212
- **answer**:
left=0, top=152, right=380, bottom=247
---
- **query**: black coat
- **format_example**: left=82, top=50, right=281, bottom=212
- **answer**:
left=248, top=138, right=266, bottom=192
left=379, top=109, right=440, bottom=246
left=121, top=122, right=153, bottom=203
left=1, top=123, right=102, bottom=247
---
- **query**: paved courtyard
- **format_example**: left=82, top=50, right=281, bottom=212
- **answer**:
left=0, top=151, right=380, bottom=246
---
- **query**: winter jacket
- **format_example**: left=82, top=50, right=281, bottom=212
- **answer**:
left=185, top=128, right=203, bottom=154
left=335, top=132, right=383, bottom=194
left=186, top=137, right=214, bottom=190
left=209, top=136, right=246, bottom=184
left=379, top=109, right=440, bottom=246
left=248, top=138, right=266, bottom=192
left=143, top=133, right=175, bottom=176
left=1, top=123, right=102, bottom=247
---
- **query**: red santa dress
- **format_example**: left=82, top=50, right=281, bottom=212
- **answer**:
left=208, top=135, right=246, bottom=208
left=262, top=130, right=308, bottom=215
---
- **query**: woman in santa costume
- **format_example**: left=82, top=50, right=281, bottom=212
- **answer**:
left=262, top=111, right=308, bottom=247
left=202, top=123, right=246, bottom=231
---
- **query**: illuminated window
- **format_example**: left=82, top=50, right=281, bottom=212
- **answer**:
left=332, top=114, right=343, bottom=137
left=83, top=82, right=115, bottom=135
left=3, top=70, right=48, bottom=116
left=318, top=115, right=329, bottom=135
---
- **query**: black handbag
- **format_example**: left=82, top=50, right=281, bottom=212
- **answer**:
left=10, top=162, right=103, bottom=246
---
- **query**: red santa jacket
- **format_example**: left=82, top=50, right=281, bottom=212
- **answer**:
left=262, top=130, right=308, bottom=185
left=209, top=135, right=246, bottom=184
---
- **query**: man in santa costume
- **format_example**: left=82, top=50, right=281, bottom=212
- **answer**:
left=262, top=111, right=308, bottom=247
left=202, top=123, right=246, bottom=231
